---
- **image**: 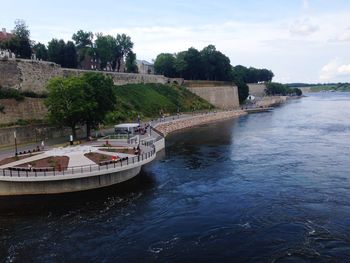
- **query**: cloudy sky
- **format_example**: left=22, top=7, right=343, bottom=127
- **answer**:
left=1, top=0, right=350, bottom=83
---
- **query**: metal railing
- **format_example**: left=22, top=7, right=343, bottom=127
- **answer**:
left=0, top=147, right=156, bottom=178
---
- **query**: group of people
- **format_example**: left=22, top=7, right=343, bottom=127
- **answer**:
left=133, top=145, right=141, bottom=155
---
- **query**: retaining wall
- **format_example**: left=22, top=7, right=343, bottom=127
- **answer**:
left=0, top=59, right=179, bottom=93
left=155, top=110, right=246, bottom=136
left=0, top=98, right=47, bottom=124
left=184, top=81, right=240, bottom=109
left=247, top=83, right=266, bottom=97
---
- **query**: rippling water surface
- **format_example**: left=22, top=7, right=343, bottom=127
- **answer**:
left=1, top=93, right=350, bottom=262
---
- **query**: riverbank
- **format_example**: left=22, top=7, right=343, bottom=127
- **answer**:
left=154, top=110, right=247, bottom=136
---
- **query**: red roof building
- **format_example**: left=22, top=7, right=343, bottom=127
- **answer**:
left=0, top=28, right=13, bottom=42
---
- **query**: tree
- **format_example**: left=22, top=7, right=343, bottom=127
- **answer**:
left=182, top=47, right=202, bottom=79
left=293, top=88, right=303, bottom=96
left=94, top=34, right=117, bottom=70
left=81, top=73, right=117, bottom=138
left=2, top=20, right=32, bottom=58
left=174, top=51, right=187, bottom=78
left=72, top=30, right=93, bottom=67
left=48, top=39, right=65, bottom=65
left=115, top=34, right=134, bottom=72
left=33, top=42, right=48, bottom=60
left=154, top=53, right=176, bottom=77
left=200, top=45, right=231, bottom=81
left=45, top=77, right=89, bottom=139
left=125, top=51, right=138, bottom=73
left=265, top=82, right=289, bottom=95
left=64, top=41, right=78, bottom=68
left=48, top=39, right=78, bottom=68
left=235, top=78, right=249, bottom=103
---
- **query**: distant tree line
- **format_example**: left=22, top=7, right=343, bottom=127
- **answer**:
left=1, top=20, right=138, bottom=72
left=154, top=45, right=274, bottom=102
left=266, top=82, right=302, bottom=96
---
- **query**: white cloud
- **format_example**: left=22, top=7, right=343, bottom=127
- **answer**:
left=338, top=64, right=350, bottom=74
left=328, top=28, right=350, bottom=42
left=289, top=19, right=319, bottom=36
left=303, top=0, right=310, bottom=10
left=320, top=59, right=350, bottom=81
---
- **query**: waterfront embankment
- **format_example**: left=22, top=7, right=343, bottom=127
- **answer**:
left=154, top=110, right=247, bottom=136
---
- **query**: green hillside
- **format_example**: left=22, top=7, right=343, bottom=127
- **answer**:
left=105, top=83, right=213, bottom=123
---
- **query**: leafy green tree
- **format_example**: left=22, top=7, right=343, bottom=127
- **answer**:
left=235, top=78, right=249, bottom=103
left=33, top=43, right=48, bottom=60
left=115, top=34, right=134, bottom=72
left=182, top=47, right=202, bottom=80
left=293, top=88, right=303, bottom=96
left=48, top=39, right=65, bottom=65
left=2, top=20, right=32, bottom=58
left=154, top=53, right=177, bottom=77
left=94, top=34, right=117, bottom=70
left=125, top=51, right=138, bottom=73
left=265, top=82, right=290, bottom=95
left=48, top=39, right=77, bottom=68
left=174, top=51, right=187, bottom=78
left=200, top=45, right=231, bottom=81
left=81, top=73, right=117, bottom=138
left=72, top=30, right=93, bottom=67
left=45, top=77, right=89, bottom=139
left=64, top=41, right=78, bottom=68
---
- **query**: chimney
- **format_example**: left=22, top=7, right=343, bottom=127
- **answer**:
left=2, top=28, right=6, bottom=35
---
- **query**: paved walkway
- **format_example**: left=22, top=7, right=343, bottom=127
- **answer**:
left=0, top=110, right=225, bottom=160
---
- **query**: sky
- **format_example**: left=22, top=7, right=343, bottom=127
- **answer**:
left=1, top=0, right=350, bottom=83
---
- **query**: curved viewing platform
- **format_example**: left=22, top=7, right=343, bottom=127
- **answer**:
left=0, top=130, right=165, bottom=196
left=0, top=110, right=245, bottom=196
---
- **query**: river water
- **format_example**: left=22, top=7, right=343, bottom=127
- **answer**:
left=1, top=93, right=350, bottom=262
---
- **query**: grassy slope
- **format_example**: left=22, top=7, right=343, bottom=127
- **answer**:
left=106, top=83, right=212, bottom=123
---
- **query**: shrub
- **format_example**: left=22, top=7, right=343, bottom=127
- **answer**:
left=0, top=86, right=25, bottom=101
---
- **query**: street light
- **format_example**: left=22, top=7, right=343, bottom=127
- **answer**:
left=14, top=131, right=18, bottom=156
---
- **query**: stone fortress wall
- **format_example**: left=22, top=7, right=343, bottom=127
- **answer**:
left=247, top=83, right=267, bottom=97
left=0, top=98, right=47, bottom=124
left=184, top=80, right=240, bottom=110
left=0, top=59, right=173, bottom=93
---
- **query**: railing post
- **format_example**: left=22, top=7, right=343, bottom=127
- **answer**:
left=34, top=170, right=37, bottom=177
left=18, top=170, right=20, bottom=177
left=90, top=165, right=92, bottom=172
left=81, top=166, right=83, bottom=174
left=2, top=170, right=5, bottom=176
left=44, top=170, right=46, bottom=177
left=26, top=170, right=28, bottom=177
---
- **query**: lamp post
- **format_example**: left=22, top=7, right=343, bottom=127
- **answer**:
left=14, top=131, right=18, bottom=156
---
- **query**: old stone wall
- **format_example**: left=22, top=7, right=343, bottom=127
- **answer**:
left=184, top=81, right=240, bottom=109
left=0, top=98, right=47, bottom=124
left=0, top=124, right=86, bottom=146
left=0, top=59, right=178, bottom=92
left=247, top=83, right=267, bottom=97
left=255, top=96, right=287, bottom=107
left=155, top=110, right=247, bottom=136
